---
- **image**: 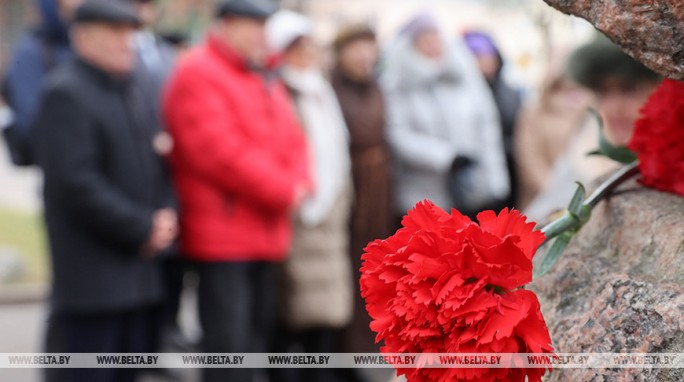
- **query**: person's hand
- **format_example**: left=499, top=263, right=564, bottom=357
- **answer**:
left=142, top=208, right=179, bottom=257
left=292, top=182, right=311, bottom=208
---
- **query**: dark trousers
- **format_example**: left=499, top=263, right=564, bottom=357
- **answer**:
left=196, top=260, right=278, bottom=382
left=44, top=305, right=161, bottom=382
left=269, top=327, right=343, bottom=382
left=161, top=256, right=188, bottom=329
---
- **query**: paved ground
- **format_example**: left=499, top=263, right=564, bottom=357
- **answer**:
left=0, top=301, right=45, bottom=381
left=0, top=296, right=395, bottom=382
left=0, top=287, right=202, bottom=382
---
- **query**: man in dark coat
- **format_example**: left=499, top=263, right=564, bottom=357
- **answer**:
left=31, top=2, right=178, bottom=381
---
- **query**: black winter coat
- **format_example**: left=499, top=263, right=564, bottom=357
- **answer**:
left=32, top=58, right=174, bottom=313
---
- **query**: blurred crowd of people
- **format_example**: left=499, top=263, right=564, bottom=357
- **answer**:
left=0, top=0, right=661, bottom=382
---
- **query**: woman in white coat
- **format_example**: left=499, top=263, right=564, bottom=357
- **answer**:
left=382, top=13, right=510, bottom=218
left=266, top=10, right=354, bottom=382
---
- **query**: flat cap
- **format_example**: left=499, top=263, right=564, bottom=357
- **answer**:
left=74, top=0, right=141, bottom=27
left=216, top=0, right=278, bottom=19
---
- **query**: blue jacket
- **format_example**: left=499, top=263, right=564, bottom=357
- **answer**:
left=2, top=0, right=72, bottom=165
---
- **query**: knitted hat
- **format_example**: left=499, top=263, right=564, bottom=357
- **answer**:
left=463, top=31, right=499, bottom=57
left=266, top=10, right=312, bottom=53
left=398, top=12, right=439, bottom=41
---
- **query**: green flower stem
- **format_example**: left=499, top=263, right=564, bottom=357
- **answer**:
left=540, top=213, right=578, bottom=246
left=584, top=161, right=640, bottom=209
left=539, top=161, right=640, bottom=245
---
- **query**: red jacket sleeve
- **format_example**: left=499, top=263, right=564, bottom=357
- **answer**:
left=164, top=66, right=298, bottom=212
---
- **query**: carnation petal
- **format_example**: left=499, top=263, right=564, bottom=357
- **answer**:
left=469, top=236, right=533, bottom=289
left=477, top=208, right=545, bottom=259
left=450, top=287, right=500, bottom=321
left=413, top=283, right=434, bottom=305
left=378, top=265, right=406, bottom=283
left=402, top=200, right=450, bottom=233
left=406, top=252, right=448, bottom=280
left=628, top=79, right=684, bottom=197
left=513, top=291, right=555, bottom=353
left=433, top=271, right=466, bottom=304
left=477, top=291, right=532, bottom=344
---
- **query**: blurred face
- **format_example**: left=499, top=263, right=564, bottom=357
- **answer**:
left=547, top=77, right=591, bottom=112
left=57, top=0, right=85, bottom=23
left=216, top=16, right=269, bottom=65
left=283, top=36, right=317, bottom=70
left=476, top=53, right=500, bottom=83
left=133, top=0, right=157, bottom=28
left=414, top=30, right=443, bottom=60
left=337, top=38, right=378, bottom=83
left=594, top=77, right=660, bottom=146
left=72, top=23, right=138, bottom=76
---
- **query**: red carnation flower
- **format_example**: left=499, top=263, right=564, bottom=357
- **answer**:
left=360, top=201, right=554, bottom=382
left=628, top=79, right=684, bottom=196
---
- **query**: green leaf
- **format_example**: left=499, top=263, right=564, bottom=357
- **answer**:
left=568, top=182, right=586, bottom=216
left=587, top=109, right=638, bottom=164
left=533, top=230, right=575, bottom=279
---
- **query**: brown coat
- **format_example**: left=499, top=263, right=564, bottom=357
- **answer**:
left=332, top=69, right=393, bottom=353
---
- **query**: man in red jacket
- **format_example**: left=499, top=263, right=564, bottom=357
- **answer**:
left=163, top=1, right=309, bottom=381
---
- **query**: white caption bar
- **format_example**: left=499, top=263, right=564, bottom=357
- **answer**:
left=1, top=353, right=683, bottom=369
